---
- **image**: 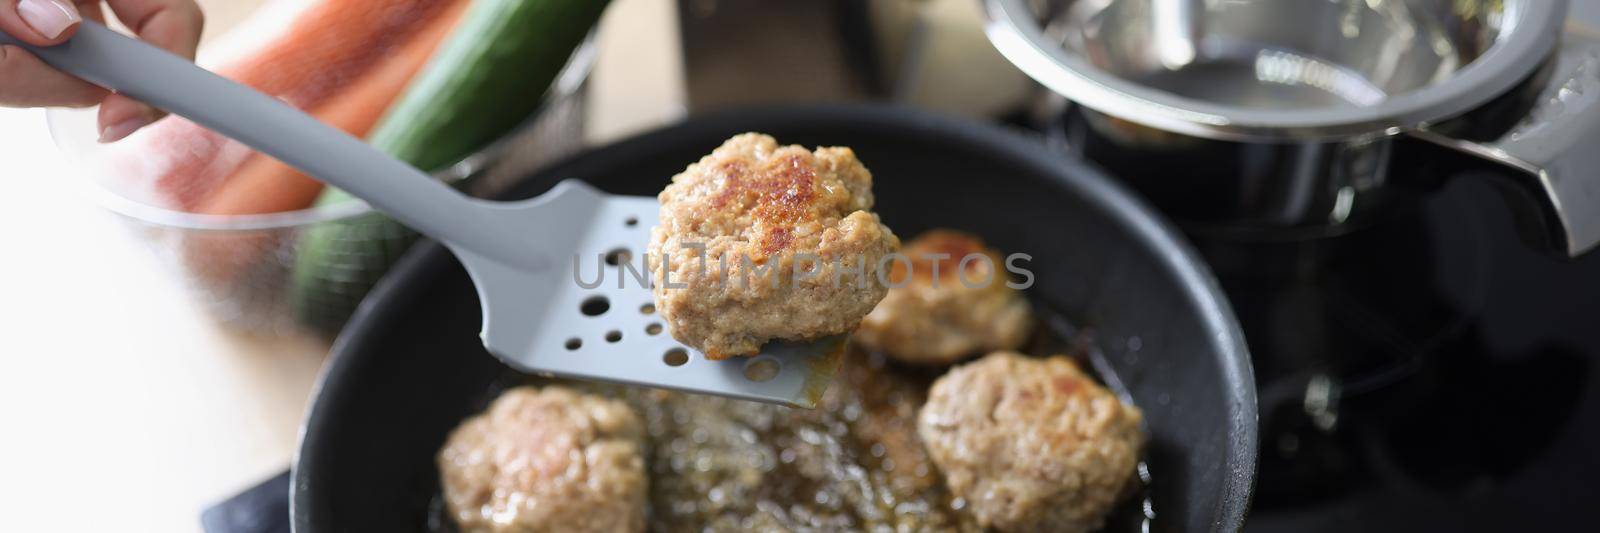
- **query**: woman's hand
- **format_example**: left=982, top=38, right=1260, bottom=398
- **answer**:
left=0, top=0, right=202, bottom=142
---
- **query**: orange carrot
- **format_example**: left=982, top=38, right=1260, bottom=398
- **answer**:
left=107, top=0, right=464, bottom=211
left=174, top=0, right=467, bottom=291
left=195, top=0, right=469, bottom=215
left=209, top=0, right=462, bottom=109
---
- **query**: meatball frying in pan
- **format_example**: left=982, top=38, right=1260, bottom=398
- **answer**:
left=918, top=352, right=1145, bottom=533
left=437, top=386, right=648, bottom=533
left=854, top=229, right=1033, bottom=365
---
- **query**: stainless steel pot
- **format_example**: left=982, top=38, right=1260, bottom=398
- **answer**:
left=983, top=0, right=1600, bottom=257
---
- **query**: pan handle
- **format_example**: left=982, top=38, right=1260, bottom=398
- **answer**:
left=1411, top=24, right=1600, bottom=258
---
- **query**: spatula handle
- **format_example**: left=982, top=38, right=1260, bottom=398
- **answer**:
left=0, top=22, right=512, bottom=259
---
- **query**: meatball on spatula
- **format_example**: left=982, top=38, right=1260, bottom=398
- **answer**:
left=3, top=23, right=849, bottom=407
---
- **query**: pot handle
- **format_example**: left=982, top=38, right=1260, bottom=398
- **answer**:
left=1411, top=24, right=1600, bottom=258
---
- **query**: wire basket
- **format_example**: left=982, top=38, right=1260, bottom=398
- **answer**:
left=47, top=39, right=596, bottom=336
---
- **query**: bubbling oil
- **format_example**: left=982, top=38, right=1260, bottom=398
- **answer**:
left=432, top=307, right=1154, bottom=532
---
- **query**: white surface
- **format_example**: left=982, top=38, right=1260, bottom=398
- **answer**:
left=0, top=106, right=327, bottom=530
left=0, top=0, right=684, bottom=530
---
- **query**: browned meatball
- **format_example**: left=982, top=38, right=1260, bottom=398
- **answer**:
left=918, top=352, right=1145, bottom=533
left=437, top=386, right=648, bottom=533
left=854, top=230, right=1033, bottom=365
left=649, top=133, right=899, bottom=359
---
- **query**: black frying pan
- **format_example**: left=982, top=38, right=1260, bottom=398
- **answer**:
left=291, top=105, right=1258, bottom=532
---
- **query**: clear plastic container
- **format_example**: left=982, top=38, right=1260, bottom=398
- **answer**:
left=47, top=38, right=596, bottom=335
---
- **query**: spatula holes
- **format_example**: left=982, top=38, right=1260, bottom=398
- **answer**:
left=604, top=248, right=632, bottom=266
left=580, top=296, right=610, bottom=316
left=743, top=357, right=779, bottom=382
left=640, top=303, right=655, bottom=315
left=625, top=216, right=639, bottom=227
left=645, top=323, right=663, bottom=335
left=605, top=330, right=622, bottom=343
left=664, top=348, right=689, bottom=367
left=564, top=338, right=582, bottom=350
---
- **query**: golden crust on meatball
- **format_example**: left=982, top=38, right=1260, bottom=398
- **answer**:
left=437, top=386, right=648, bottom=533
left=854, top=230, right=1033, bottom=365
left=649, top=133, right=899, bottom=359
left=918, top=352, right=1145, bottom=533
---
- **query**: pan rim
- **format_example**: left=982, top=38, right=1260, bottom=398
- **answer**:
left=290, top=103, right=1258, bottom=532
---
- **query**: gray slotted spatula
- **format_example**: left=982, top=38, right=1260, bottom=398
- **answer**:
left=1, top=22, right=843, bottom=407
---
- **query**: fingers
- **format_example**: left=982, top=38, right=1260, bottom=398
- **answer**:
left=97, top=93, right=157, bottom=142
left=74, top=0, right=105, bottom=25
left=0, top=44, right=105, bottom=107
left=0, top=1, right=106, bottom=114
left=93, top=0, right=203, bottom=142
left=106, top=0, right=203, bottom=60
left=0, top=0, right=203, bottom=142
left=0, top=0, right=82, bottom=45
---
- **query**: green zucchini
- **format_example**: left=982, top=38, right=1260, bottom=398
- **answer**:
left=290, top=0, right=610, bottom=335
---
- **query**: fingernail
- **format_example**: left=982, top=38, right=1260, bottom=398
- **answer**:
left=99, top=114, right=153, bottom=144
left=17, top=0, right=80, bottom=39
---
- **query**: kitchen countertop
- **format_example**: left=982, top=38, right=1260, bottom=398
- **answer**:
left=0, top=0, right=682, bottom=530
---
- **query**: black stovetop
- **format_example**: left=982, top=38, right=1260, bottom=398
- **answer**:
left=1218, top=175, right=1600, bottom=531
